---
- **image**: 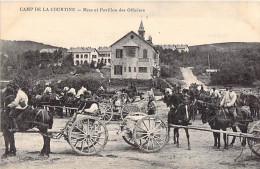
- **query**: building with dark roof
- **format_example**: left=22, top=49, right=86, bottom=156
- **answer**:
left=110, top=21, right=160, bottom=79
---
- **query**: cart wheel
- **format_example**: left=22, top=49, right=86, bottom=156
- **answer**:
left=122, top=127, right=136, bottom=147
left=121, top=105, right=143, bottom=122
left=99, top=103, right=114, bottom=124
left=133, top=115, right=169, bottom=153
left=248, top=120, right=260, bottom=157
left=68, top=116, right=108, bottom=155
left=120, top=106, right=130, bottom=122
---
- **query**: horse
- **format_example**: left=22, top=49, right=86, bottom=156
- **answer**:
left=240, top=93, right=260, bottom=120
left=200, top=100, right=252, bottom=149
left=164, top=89, right=191, bottom=150
left=1, top=94, right=53, bottom=158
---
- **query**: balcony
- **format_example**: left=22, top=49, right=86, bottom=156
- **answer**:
left=138, top=58, right=149, bottom=62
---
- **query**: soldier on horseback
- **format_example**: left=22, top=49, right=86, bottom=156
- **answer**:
left=220, top=86, right=238, bottom=126
left=7, top=84, right=29, bottom=132
left=42, top=82, right=52, bottom=102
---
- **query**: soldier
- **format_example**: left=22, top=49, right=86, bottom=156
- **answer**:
left=7, top=84, right=29, bottom=132
left=147, top=91, right=156, bottom=115
left=220, top=86, right=238, bottom=126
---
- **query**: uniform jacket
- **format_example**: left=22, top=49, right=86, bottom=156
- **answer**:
left=8, top=89, right=28, bottom=109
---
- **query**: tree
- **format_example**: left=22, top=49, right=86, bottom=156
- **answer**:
left=90, top=60, right=95, bottom=68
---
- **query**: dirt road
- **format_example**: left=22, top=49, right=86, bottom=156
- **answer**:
left=0, top=100, right=259, bottom=169
left=180, top=67, right=208, bottom=90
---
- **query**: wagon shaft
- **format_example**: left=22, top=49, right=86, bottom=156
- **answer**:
left=168, top=124, right=260, bottom=139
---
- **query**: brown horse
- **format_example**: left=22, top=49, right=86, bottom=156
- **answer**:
left=1, top=94, right=53, bottom=158
left=200, top=101, right=252, bottom=149
left=164, top=89, right=191, bottom=150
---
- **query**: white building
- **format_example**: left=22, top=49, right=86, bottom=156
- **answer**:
left=176, top=44, right=189, bottom=53
left=67, top=47, right=99, bottom=66
left=97, top=47, right=111, bottom=66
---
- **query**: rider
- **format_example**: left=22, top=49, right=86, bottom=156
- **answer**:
left=76, top=86, right=87, bottom=98
left=7, top=84, right=29, bottom=132
left=67, top=86, right=76, bottom=97
left=220, top=85, right=238, bottom=126
left=80, top=92, right=99, bottom=115
left=43, top=82, right=52, bottom=95
left=210, top=87, right=221, bottom=104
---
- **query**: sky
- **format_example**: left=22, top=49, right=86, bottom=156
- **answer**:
left=1, top=1, right=259, bottom=48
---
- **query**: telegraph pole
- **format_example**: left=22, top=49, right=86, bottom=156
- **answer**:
left=208, top=53, right=210, bottom=79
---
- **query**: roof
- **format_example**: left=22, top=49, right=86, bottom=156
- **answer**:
left=123, top=40, right=139, bottom=47
left=110, top=31, right=158, bottom=54
left=138, top=20, right=145, bottom=32
left=40, top=48, right=58, bottom=53
left=97, top=46, right=111, bottom=52
left=67, top=47, right=96, bottom=53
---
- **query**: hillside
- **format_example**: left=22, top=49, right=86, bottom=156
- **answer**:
left=157, top=42, right=260, bottom=86
left=189, top=42, right=260, bottom=52
left=0, top=39, right=68, bottom=58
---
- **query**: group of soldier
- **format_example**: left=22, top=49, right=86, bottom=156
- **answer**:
left=163, top=84, right=240, bottom=126
left=4, top=77, right=246, bottom=132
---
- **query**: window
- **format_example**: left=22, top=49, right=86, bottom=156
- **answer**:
left=143, top=49, right=148, bottom=58
left=116, top=49, right=123, bottom=58
left=81, top=60, right=83, bottom=64
left=92, top=55, right=97, bottom=58
left=124, top=67, right=126, bottom=72
left=114, top=65, right=123, bottom=75
left=139, top=67, right=147, bottom=73
left=81, top=54, right=83, bottom=58
left=76, top=61, right=79, bottom=65
left=129, top=67, right=131, bottom=72
left=125, top=47, right=136, bottom=57
left=84, top=54, right=88, bottom=58
left=134, top=67, right=136, bottom=72
left=108, top=59, right=111, bottom=63
left=98, top=59, right=100, bottom=62
left=76, top=54, right=79, bottom=58
left=108, top=54, right=110, bottom=57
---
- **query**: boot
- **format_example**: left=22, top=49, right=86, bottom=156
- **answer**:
left=10, top=118, right=19, bottom=132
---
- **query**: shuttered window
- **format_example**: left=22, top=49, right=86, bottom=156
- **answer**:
left=114, top=65, right=123, bottom=75
left=116, top=49, right=123, bottom=58
left=139, top=67, right=147, bottom=73
left=143, top=49, right=148, bottom=58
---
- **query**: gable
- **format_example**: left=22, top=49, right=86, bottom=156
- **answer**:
left=111, top=31, right=158, bottom=54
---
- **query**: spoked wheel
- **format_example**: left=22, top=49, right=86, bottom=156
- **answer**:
left=68, top=116, right=108, bottom=155
left=133, top=115, right=169, bottom=153
left=121, top=105, right=143, bottom=122
left=248, top=121, right=260, bottom=157
left=99, top=103, right=114, bottom=124
left=120, top=105, right=130, bottom=122
left=122, top=125, right=136, bottom=147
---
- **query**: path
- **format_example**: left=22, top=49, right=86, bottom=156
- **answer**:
left=180, top=67, right=208, bottom=90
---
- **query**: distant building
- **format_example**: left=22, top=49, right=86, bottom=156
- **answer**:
left=97, top=47, right=111, bottom=66
left=40, top=48, right=58, bottom=54
left=110, top=21, right=160, bottom=80
left=175, top=44, right=189, bottom=53
left=158, top=44, right=177, bottom=51
left=156, top=44, right=189, bottom=53
left=67, top=47, right=99, bottom=66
